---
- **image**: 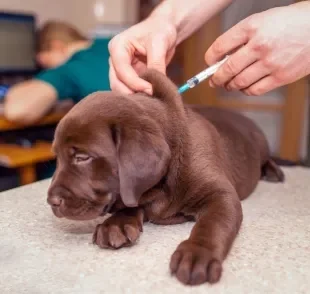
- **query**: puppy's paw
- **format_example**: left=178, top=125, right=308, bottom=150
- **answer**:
left=92, top=215, right=143, bottom=249
left=170, top=240, right=222, bottom=285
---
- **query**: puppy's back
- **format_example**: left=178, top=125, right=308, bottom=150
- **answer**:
left=190, top=105, right=270, bottom=162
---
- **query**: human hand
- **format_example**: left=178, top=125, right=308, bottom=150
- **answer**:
left=205, top=2, right=310, bottom=96
left=108, top=17, right=177, bottom=95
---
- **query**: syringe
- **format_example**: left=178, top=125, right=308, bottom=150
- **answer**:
left=178, top=55, right=229, bottom=94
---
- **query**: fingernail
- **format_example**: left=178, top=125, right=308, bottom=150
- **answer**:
left=209, top=80, right=215, bottom=88
left=144, top=88, right=153, bottom=96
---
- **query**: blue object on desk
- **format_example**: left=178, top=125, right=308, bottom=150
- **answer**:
left=0, top=85, right=10, bottom=100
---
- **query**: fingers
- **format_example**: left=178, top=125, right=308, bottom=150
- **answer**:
left=108, top=22, right=176, bottom=95
left=242, top=76, right=282, bottom=96
left=109, top=58, right=133, bottom=94
left=205, top=18, right=250, bottom=66
left=109, top=40, right=152, bottom=94
left=209, top=45, right=258, bottom=88
left=225, top=61, right=270, bottom=91
left=166, top=47, right=176, bottom=65
left=147, top=33, right=170, bottom=73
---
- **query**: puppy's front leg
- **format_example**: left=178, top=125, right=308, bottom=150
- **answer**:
left=170, top=187, right=242, bottom=286
left=93, top=208, right=145, bottom=249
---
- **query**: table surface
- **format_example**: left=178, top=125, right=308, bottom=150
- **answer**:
left=1, top=167, right=310, bottom=294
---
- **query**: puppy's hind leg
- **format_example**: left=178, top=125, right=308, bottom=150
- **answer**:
left=261, top=158, right=285, bottom=183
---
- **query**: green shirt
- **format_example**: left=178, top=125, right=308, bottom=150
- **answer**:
left=35, top=38, right=111, bottom=102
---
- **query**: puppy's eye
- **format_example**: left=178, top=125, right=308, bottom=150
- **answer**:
left=74, top=153, right=92, bottom=164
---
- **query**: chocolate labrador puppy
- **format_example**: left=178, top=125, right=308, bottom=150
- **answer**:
left=47, top=69, right=284, bottom=286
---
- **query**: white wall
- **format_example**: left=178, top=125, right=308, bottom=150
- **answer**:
left=0, top=0, right=139, bottom=34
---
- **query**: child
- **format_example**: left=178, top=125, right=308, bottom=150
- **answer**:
left=4, top=21, right=111, bottom=124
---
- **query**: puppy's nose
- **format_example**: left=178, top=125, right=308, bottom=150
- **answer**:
left=47, top=195, right=63, bottom=207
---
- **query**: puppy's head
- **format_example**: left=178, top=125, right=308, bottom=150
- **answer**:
left=47, top=88, right=174, bottom=220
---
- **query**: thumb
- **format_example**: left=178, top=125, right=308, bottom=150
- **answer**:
left=146, top=33, right=170, bottom=74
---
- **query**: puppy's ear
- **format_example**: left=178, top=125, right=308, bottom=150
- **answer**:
left=113, top=123, right=171, bottom=207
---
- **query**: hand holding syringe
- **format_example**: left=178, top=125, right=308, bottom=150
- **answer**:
left=178, top=55, right=229, bottom=94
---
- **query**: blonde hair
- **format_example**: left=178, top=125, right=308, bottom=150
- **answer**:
left=37, top=21, right=87, bottom=52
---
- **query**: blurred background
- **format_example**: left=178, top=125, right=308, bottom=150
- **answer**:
left=0, top=0, right=309, bottom=192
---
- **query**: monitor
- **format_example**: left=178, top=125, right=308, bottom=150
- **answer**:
left=0, top=12, right=37, bottom=74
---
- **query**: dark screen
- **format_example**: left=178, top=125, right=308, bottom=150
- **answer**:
left=0, top=13, right=36, bottom=73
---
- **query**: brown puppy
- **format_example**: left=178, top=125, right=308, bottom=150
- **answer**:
left=47, top=69, right=284, bottom=286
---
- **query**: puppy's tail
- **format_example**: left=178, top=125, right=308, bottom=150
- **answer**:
left=140, top=69, right=186, bottom=118
left=262, top=158, right=285, bottom=183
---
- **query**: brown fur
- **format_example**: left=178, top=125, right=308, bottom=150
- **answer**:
left=47, top=69, right=284, bottom=286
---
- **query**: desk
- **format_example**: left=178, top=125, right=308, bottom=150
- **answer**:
left=0, top=141, right=56, bottom=185
left=0, top=101, right=73, bottom=185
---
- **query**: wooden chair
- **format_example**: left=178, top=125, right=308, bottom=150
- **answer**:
left=0, top=101, right=72, bottom=186
left=0, top=141, right=55, bottom=185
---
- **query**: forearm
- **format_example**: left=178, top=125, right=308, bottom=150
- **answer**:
left=150, top=0, right=234, bottom=44
left=4, top=80, right=57, bottom=125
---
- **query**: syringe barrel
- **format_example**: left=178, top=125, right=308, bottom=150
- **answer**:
left=194, top=55, right=229, bottom=83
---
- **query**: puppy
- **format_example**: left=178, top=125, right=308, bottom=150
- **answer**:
left=47, top=69, right=284, bottom=286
